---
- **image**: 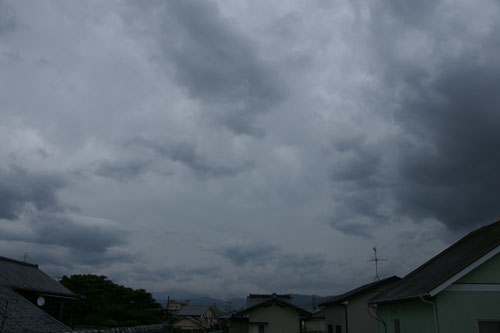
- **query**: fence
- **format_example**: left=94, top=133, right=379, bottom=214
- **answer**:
left=63, top=323, right=170, bottom=333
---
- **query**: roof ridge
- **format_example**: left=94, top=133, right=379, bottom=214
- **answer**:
left=0, top=255, right=39, bottom=268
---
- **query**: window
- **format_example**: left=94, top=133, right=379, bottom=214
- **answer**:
left=328, top=324, right=333, bottom=333
left=394, top=319, right=400, bottom=333
left=478, top=321, right=500, bottom=333
left=335, top=325, right=341, bottom=333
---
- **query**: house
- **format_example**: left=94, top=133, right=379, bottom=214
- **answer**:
left=229, top=293, right=311, bottom=333
left=173, top=315, right=211, bottom=332
left=306, top=308, right=326, bottom=333
left=319, top=276, right=400, bottom=333
left=0, top=255, right=79, bottom=332
left=370, top=218, right=500, bottom=333
left=173, top=305, right=216, bottom=331
left=167, top=298, right=189, bottom=312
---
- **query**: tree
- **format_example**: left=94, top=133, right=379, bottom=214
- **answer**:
left=60, top=274, right=167, bottom=328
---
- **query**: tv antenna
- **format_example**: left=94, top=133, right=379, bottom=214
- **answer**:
left=368, top=247, right=387, bottom=281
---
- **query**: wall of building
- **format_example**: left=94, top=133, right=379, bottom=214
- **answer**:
left=436, top=291, right=500, bottom=333
left=376, top=253, right=500, bottom=333
left=173, top=317, right=203, bottom=330
left=229, top=319, right=249, bottom=333
left=435, top=253, right=500, bottom=333
left=324, top=282, right=398, bottom=333
left=376, top=300, right=434, bottom=333
left=323, top=305, right=345, bottom=333
left=347, top=293, right=379, bottom=333
left=306, top=317, right=325, bottom=332
left=456, top=252, right=500, bottom=284
left=249, top=303, right=302, bottom=333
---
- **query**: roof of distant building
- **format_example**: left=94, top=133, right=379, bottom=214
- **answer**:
left=245, top=293, right=293, bottom=308
left=237, top=293, right=310, bottom=317
left=371, top=218, right=500, bottom=304
left=175, top=305, right=212, bottom=317
left=175, top=315, right=210, bottom=329
left=319, top=276, right=400, bottom=307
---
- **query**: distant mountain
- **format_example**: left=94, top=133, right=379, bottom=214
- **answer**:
left=153, top=290, right=331, bottom=311
left=152, top=290, right=245, bottom=310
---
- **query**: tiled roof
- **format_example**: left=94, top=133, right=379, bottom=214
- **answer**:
left=176, top=315, right=210, bottom=329
left=237, top=294, right=310, bottom=317
left=174, top=305, right=211, bottom=317
left=0, top=256, right=78, bottom=332
left=319, top=276, right=400, bottom=306
left=245, top=293, right=293, bottom=308
left=0, top=286, right=71, bottom=333
left=0, top=256, right=77, bottom=297
left=372, top=218, right=500, bottom=304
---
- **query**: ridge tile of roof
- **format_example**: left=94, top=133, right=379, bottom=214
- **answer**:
left=371, top=219, right=500, bottom=304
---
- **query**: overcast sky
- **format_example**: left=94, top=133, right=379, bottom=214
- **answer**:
left=1, top=0, right=500, bottom=299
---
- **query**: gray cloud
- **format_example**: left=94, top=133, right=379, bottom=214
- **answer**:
left=0, top=166, right=66, bottom=220
left=215, top=241, right=338, bottom=293
left=33, top=213, right=125, bottom=254
left=217, top=241, right=279, bottom=266
left=94, top=160, right=151, bottom=181
left=127, top=0, right=285, bottom=137
left=129, top=137, right=252, bottom=178
left=0, top=211, right=129, bottom=266
left=0, top=0, right=16, bottom=35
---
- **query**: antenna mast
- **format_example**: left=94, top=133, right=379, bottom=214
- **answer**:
left=368, top=247, right=387, bottom=281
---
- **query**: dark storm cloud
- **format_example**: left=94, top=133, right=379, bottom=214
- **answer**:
left=0, top=166, right=66, bottom=220
left=33, top=214, right=125, bottom=253
left=130, top=137, right=251, bottom=178
left=216, top=241, right=279, bottom=266
left=133, top=0, right=285, bottom=137
left=0, top=211, right=129, bottom=265
left=394, top=52, right=500, bottom=228
left=329, top=0, right=500, bottom=233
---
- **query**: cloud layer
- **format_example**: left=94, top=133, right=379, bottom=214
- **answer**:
left=1, top=0, right=499, bottom=297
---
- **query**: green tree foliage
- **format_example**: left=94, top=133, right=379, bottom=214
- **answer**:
left=60, top=274, right=168, bottom=328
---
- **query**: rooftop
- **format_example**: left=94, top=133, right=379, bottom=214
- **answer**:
left=372, top=218, right=500, bottom=304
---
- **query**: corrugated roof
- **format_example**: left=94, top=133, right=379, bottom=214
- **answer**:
left=371, top=218, right=500, bottom=304
left=319, top=276, right=400, bottom=307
